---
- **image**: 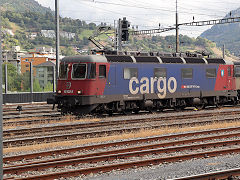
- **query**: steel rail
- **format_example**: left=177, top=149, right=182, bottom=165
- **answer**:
left=4, top=110, right=240, bottom=138
left=3, top=116, right=240, bottom=147
left=5, top=131, right=240, bottom=169
left=5, top=147, right=240, bottom=179
left=3, top=105, right=53, bottom=112
left=3, top=117, right=62, bottom=126
left=4, top=126, right=240, bottom=163
left=3, top=112, right=60, bottom=120
left=4, top=138, right=240, bottom=173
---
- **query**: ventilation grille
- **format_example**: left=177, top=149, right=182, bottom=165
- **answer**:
left=206, top=58, right=225, bottom=64
left=105, top=55, right=133, bottom=62
left=161, top=57, right=183, bottom=63
left=184, top=58, right=205, bottom=64
left=134, top=56, right=159, bottom=63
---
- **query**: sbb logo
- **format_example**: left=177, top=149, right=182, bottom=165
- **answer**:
left=129, top=77, right=177, bottom=99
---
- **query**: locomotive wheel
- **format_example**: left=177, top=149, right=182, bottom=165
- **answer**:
left=133, top=109, right=140, bottom=114
left=195, top=104, right=205, bottom=110
left=123, top=110, right=132, bottom=115
left=150, top=108, right=158, bottom=113
left=216, top=103, right=224, bottom=108
left=108, top=111, right=113, bottom=116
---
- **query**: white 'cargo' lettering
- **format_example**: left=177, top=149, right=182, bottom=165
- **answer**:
left=129, top=77, right=177, bottom=99
left=129, top=77, right=139, bottom=94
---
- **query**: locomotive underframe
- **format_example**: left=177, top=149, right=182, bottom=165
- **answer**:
left=54, top=90, right=238, bottom=115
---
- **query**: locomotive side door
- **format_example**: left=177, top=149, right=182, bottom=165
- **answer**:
left=227, top=65, right=233, bottom=89
left=107, top=64, right=116, bottom=87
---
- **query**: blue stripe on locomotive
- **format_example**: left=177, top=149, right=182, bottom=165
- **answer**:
left=104, top=63, right=219, bottom=95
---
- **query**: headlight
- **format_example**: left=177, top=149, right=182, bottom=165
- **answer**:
left=57, top=90, right=62, bottom=94
left=77, top=90, right=82, bottom=95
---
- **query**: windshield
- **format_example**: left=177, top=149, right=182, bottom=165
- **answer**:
left=59, top=63, right=68, bottom=79
left=72, top=64, right=87, bottom=79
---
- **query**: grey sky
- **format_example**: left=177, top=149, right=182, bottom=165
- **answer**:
left=36, top=0, right=240, bottom=37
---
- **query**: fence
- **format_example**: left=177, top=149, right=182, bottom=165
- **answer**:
left=3, top=92, right=55, bottom=104
left=2, top=61, right=56, bottom=104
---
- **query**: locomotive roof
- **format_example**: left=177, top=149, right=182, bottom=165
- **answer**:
left=61, top=55, right=233, bottom=65
left=62, top=55, right=107, bottom=63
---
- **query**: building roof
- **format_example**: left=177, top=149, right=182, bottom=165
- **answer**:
left=35, top=61, right=56, bottom=67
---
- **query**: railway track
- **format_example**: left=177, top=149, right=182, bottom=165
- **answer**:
left=4, top=112, right=240, bottom=148
left=4, top=108, right=240, bottom=137
left=3, top=103, right=60, bottom=119
left=3, top=127, right=240, bottom=179
left=3, top=116, right=62, bottom=126
left=2, top=104, right=240, bottom=122
left=4, top=126, right=240, bottom=163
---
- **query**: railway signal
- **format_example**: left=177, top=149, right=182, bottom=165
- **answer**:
left=121, top=17, right=130, bottom=41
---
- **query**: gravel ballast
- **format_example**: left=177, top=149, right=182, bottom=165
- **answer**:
left=83, top=153, right=240, bottom=180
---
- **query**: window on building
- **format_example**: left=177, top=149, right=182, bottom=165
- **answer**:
left=47, top=67, right=53, bottom=72
left=48, top=75, right=53, bottom=79
left=25, top=64, right=29, bottom=67
left=182, top=68, right=193, bottom=79
left=154, top=68, right=166, bottom=78
left=72, top=64, right=87, bottom=79
left=206, top=68, right=216, bottom=78
left=99, top=65, right=106, bottom=78
left=59, top=63, right=68, bottom=79
left=39, top=68, right=44, bottom=72
left=124, top=68, right=138, bottom=79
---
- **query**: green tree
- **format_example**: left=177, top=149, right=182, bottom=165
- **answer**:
left=44, top=81, right=53, bottom=92
left=2, top=63, right=22, bottom=92
left=33, top=79, right=42, bottom=92
left=21, top=72, right=30, bottom=92
left=61, top=46, right=75, bottom=56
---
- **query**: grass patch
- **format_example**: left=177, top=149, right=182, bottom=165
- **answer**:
left=9, top=22, right=23, bottom=32
left=4, top=120, right=240, bottom=154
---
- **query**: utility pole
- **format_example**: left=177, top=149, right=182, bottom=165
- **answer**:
left=117, top=18, right=122, bottom=52
left=175, top=0, right=179, bottom=53
left=114, top=20, right=117, bottom=50
left=30, top=61, right=33, bottom=103
left=0, top=6, right=3, bottom=179
left=55, top=0, right=60, bottom=91
left=4, top=52, right=7, bottom=94
left=222, top=44, right=225, bottom=59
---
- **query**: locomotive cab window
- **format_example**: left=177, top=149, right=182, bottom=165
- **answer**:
left=99, top=65, right=106, bottom=78
left=182, top=68, right=193, bottom=79
left=88, top=63, right=96, bottom=79
left=206, top=68, right=216, bottom=78
left=124, top=68, right=138, bottom=79
left=154, top=68, right=166, bottom=78
left=234, top=66, right=240, bottom=77
left=59, top=63, right=68, bottom=79
left=72, top=64, right=87, bottom=79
